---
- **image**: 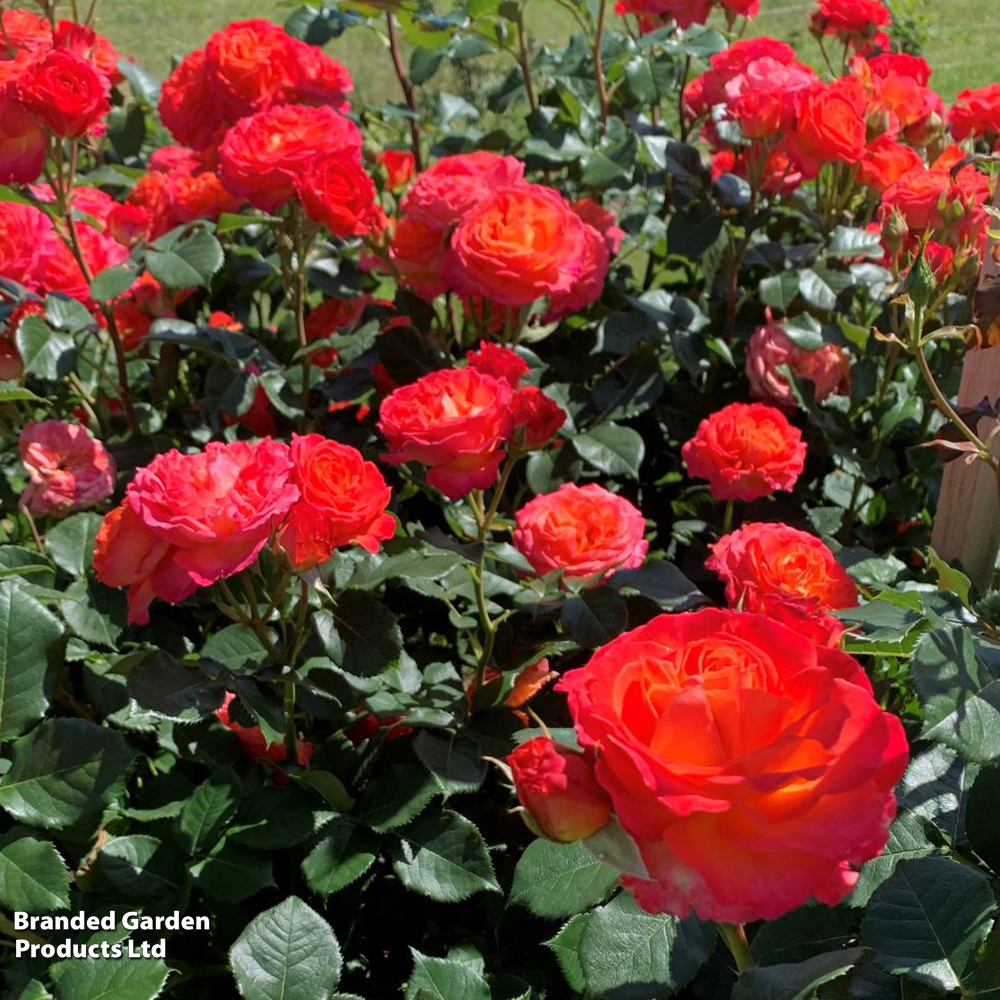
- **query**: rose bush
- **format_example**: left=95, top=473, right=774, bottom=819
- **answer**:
left=0, top=2, right=998, bottom=999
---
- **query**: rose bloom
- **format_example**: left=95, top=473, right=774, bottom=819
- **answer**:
left=53, top=20, right=122, bottom=84
left=697, top=37, right=798, bottom=107
left=158, top=49, right=229, bottom=150
left=857, top=134, right=924, bottom=193
left=93, top=439, right=298, bottom=624
left=514, top=483, right=648, bottom=582
left=39, top=224, right=128, bottom=302
left=559, top=608, right=909, bottom=921
left=810, top=0, right=891, bottom=39
left=378, top=148, right=416, bottom=191
left=216, top=693, right=313, bottom=773
left=296, top=153, right=385, bottom=238
left=571, top=198, right=625, bottom=255
left=400, top=151, right=525, bottom=231
left=276, top=434, right=395, bottom=572
left=921, top=240, right=955, bottom=282
left=683, top=402, right=806, bottom=502
left=218, top=104, right=363, bottom=212
left=756, top=592, right=846, bottom=648
left=507, top=737, right=612, bottom=842
left=545, top=222, right=611, bottom=321
left=881, top=166, right=951, bottom=232
left=149, top=144, right=205, bottom=175
left=746, top=318, right=850, bottom=407
left=169, top=170, right=242, bottom=224
left=447, top=185, right=590, bottom=307
left=19, top=420, right=115, bottom=517
left=0, top=93, right=46, bottom=184
left=378, top=366, right=514, bottom=500
left=0, top=9, right=52, bottom=55
left=787, top=82, right=867, bottom=178
left=15, top=49, right=109, bottom=137
left=387, top=215, right=448, bottom=300
left=466, top=341, right=529, bottom=387
left=949, top=84, right=1000, bottom=142
left=708, top=521, right=858, bottom=614
left=0, top=202, right=52, bottom=290
left=511, top=385, right=566, bottom=450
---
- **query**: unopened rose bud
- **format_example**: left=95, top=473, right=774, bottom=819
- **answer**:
left=506, top=736, right=611, bottom=842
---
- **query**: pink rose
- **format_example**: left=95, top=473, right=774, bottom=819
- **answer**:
left=20, top=420, right=115, bottom=517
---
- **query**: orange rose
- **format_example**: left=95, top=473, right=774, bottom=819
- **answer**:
left=276, top=434, right=395, bottom=572
left=447, top=185, right=590, bottom=307
left=296, top=153, right=385, bottom=238
left=857, top=134, right=923, bottom=193
left=787, top=81, right=867, bottom=178
left=216, top=692, right=313, bottom=777
left=513, top=483, right=647, bottom=583
left=158, top=49, right=228, bottom=150
left=169, top=170, right=242, bottom=224
left=387, top=215, right=448, bottom=300
left=377, top=148, right=415, bottom=190
left=507, top=737, right=612, bottom=843
left=682, top=402, right=806, bottom=502
left=378, top=366, right=514, bottom=500
left=558, top=609, right=909, bottom=921
left=708, top=521, right=858, bottom=611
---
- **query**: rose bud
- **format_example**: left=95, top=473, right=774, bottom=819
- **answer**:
left=506, top=736, right=611, bottom=843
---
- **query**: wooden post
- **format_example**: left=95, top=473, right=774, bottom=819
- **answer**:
left=930, top=186, right=1000, bottom=592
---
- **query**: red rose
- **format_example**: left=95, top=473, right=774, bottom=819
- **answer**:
left=708, top=521, right=858, bottom=612
left=216, top=693, right=312, bottom=772
left=507, top=737, right=612, bottom=842
left=276, top=433, right=395, bottom=572
left=16, top=49, right=109, bottom=137
left=615, top=0, right=713, bottom=31
left=511, top=386, right=566, bottom=450
left=857, top=134, right=924, bottom=193
left=218, top=104, right=362, bottom=212
left=0, top=10, right=52, bottom=55
left=788, top=82, right=867, bottom=178
left=514, top=483, right=647, bottom=582
left=386, top=215, right=448, bottom=300
left=0, top=92, right=46, bottom=183
left=0, top=202, right=51, bottom=291
left=94, top=439, right=298, bottom=624
left=400, top=151, right=525, bottom=231
left=949, top=84, right=1000, bottom=142
left=377, top=148, right=416, bottom=191
left=53, top=20, right=122, bottom=84
left=158, top=49, right=228, bottom=150
left=558, top=609, right=909, bottom=921
left=169, top=170, right=242, bottom=224
left=881, top=166, right=951, bottom=232
left=19, top=419, right=115, bottom=517
left=149, top=145, right=205, bottom=175
left=296, top=153, right=385, bottom=238
left=378, top=366, right=514, bottom=500
left=682, top=402, right=806, bottom=502
left=304, top=296, right=368, bottom=368
left=447, top=185, right=590, bottom=307
left=466, top=342, right=529, bottom=387
left=810, top=0, right=891, bottom=40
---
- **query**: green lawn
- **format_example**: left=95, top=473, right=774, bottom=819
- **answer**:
left=95, top=0, right=997, bottom=105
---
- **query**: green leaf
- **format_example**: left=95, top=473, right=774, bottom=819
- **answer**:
left=392, top=809, right=500, bottom=902
left=828, top=225, right=884, bottom=258
left=405, top=950, right=490, bottom=1000
left=97, top=834, right=185, bottom=901
left=0, top=380, right=44, bottom=403
left=293, top=770, right=355, bottom=812
left=302, top=816, right=378, bottom=897
left=176, top=770, right=239, bottom=855
left=191, top=839, right=275, bottom=902
left=229, top=787, right=317, bottom=850
left=45, top=294, right=96, bottom=332
left=359, top=763, right=438, bottom=832
left=201, top=624, right=269, bottom=672
left=732, top=948, right=864, bottom=1000
left=578, top=894, right=715, bottom=998
left=926, top=549, right=972, bottom=607
left=54, top=958, right=170, bottom=1000
left=510, top=839, right=618, bottom=918
left=230, top=896, right=342, bottom=1000
left=147, top=230, right=223, bottom=289
left=581, top=151, right=630, bottom=188
left=323, top=593, right=403, bottom=676
left=759, top=272, right=800, bottom=312
left=860, top=856, right=997, bottom=991
left=0, top=579, right=62, bottom=744
left=0, top=831, right=70, bottom=912
left=911, top=627, right=1000, bottom=762
left=127, top=653, right=225, bottom=723
left=546, top=914, right=589, bottom=993
left=90, top=265, right=138, bottom=303
left=45, top=513, right=102, bottom=578
left=624, top=56, right=657, bottom=103
left=561, top=588, right=628, bottom=647
left=15, top=316, right=75, bottom=380
left=0, top=718, right=133, bottom=829
left=572, top=423, right=644, bottom=478
left=413, top=730, right=486, bottom=797
left=610, top=561, right=705, bottom=611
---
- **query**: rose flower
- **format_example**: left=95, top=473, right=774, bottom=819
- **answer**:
left=20, top=420, right=115, bottom=517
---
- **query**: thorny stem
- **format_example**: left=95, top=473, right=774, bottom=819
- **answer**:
left=721, top=499, right=735, bottom=536
left=594, top=0, right=610, bottom=131
left=514, top=8, right=538, bottom=111
left=717, top=923, right=754, bottom=974
left=386, top=12, right=423, bottom=172
left=677, top=55, right=691, bottom=142
left=51, top=139, right=137, bottom=432
left=287, top=203, right=314, bottom=424
left=22, top=506, right=45, bottom=554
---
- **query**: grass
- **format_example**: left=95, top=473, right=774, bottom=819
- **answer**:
left=94, top=0, right=997, bottom=106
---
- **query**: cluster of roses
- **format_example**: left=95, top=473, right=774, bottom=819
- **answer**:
left=381, top=151, right=622, bottom=321
left=506, top=398, right=906, bottom=925
left=615, top=0, right=759, bottom=32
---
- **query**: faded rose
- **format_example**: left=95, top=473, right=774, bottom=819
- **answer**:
left=20, top=420, right=115, bottom=517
